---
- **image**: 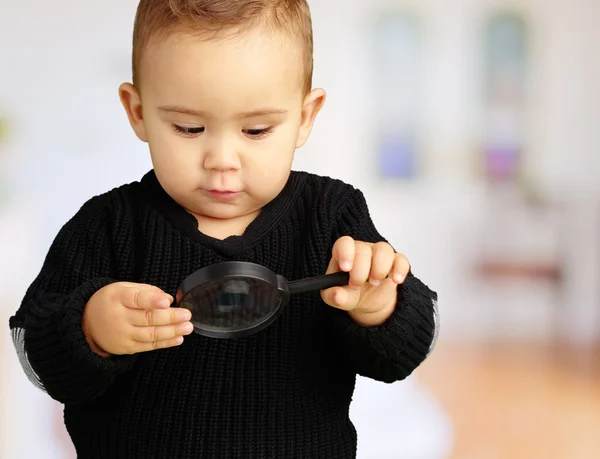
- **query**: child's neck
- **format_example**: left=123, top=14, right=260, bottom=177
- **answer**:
left=195, top=210, right=261, bottom=240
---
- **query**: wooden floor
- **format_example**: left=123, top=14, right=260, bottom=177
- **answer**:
left=416, top=341, right=600, bottom=459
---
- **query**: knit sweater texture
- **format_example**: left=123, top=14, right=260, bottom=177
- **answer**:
left=9, top=170, right=437, bottom=459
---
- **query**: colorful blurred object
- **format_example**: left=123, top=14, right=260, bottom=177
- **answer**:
left=370, top=11, right=423, bottom=179
left=482, top=11, right=529, bottom=183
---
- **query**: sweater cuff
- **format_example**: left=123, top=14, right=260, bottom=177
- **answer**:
left=330, top=274, right=437, bottom=381
left=17, top=278, right=137, bottom=403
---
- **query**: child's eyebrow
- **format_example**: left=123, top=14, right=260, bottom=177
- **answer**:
left=158, top=106, right=288, bottom=119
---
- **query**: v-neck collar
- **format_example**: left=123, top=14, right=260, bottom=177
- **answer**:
left=138, top=170, right=306, bottom=256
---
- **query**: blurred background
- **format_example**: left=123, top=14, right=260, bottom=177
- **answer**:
left=1, top=0, right=599, bottom=458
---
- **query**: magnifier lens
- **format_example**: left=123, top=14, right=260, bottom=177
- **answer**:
left=179, top=276, right=282, bottom=334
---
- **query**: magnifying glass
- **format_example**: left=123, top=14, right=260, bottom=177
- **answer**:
left=176, top=261, right=350, bottom=339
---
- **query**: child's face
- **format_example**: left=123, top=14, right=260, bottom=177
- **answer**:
left=120, top=26, right=325, bottom=224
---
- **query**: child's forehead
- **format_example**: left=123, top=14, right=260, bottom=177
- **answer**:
left=146, top=23, right=302, bottom=64
left=141, top=26, right=304, bottom=92
left=139, top=27, right=305, bottom=110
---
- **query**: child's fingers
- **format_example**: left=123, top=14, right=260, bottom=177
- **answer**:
left=127, top=307, right=191, bottom=327
left=320, top=286, right=353, bottom=311
left=130, top=322, right=194, bottom=344
left=130, top=336, right=186, bottom=353
left=369, top=242, right=395, bottom=286
left=348, top=243, right=372, bottom=289
left=121, top=285, right=173, bottom=310
left=392, top=253, right=410, bottom=283
left=331, top=236, right=356, bottom=272
left=321, top=285, right=362, bottom=311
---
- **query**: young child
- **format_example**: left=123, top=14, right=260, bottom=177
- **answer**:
left=9, top=1, right=439, bottom=457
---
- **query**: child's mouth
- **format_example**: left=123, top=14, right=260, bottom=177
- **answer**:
left=205, top=190, right=240, bottom=201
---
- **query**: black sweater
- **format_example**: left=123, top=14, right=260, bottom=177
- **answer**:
left=9, top=170, right=438, bottom=459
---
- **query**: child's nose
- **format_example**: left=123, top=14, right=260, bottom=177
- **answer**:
left=202, top=138, right=241, bottom=171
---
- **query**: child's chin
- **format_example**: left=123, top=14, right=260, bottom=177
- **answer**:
left=202, top=205, right=245, bottom=220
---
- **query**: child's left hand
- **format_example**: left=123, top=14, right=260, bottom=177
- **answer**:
left=321, top=236, right=410, bottom=326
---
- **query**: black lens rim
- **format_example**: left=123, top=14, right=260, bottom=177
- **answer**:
left=177, top=261, right=290, bottom=339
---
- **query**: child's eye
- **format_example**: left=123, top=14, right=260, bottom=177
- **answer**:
left=172, top=124, right=204, bottom=136
left=243, top=127, right=274, bottom=139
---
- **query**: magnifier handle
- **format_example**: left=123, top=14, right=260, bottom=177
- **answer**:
left=287, top=271, right=350, bottom=295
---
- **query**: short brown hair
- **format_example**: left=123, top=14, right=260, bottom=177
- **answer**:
left=131, top=0, right=314, bottom=94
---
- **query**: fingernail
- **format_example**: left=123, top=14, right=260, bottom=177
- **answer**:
left=176, top=336, right=184, bottom=345
left=178, top=310, right=192, bottom=322
left=394, top=274, right=404, bottom=283
left=161, top=297, right=173, bottom=307
left=370, top=279, right=381, bottom=286
left=341, top=261, right=352, bottom=271
left=182, top=322, right=194, bottom=334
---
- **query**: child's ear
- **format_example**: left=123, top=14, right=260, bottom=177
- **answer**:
left=296, top=88, right=326, bottom=148
left=119, top=83, right=148, bottom=142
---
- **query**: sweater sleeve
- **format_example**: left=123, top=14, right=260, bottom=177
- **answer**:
left=8, top=195, right=138, bottom=404
left=327, top=187, right=439, bottom=383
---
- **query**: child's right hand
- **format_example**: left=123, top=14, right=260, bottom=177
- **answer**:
left=82, top=282, right=194, bottom=357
